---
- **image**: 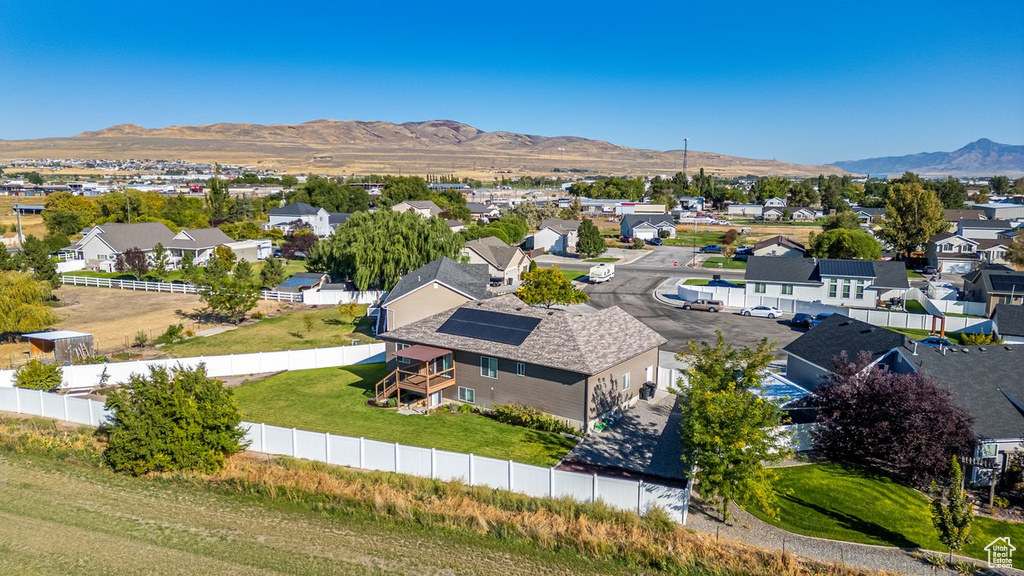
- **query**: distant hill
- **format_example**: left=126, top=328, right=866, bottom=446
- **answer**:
left=831, top=139, right=1024, bottom=178
left=0, top=119, right=845, bottom=178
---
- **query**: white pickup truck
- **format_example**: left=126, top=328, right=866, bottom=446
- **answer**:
left=589, top=263, right=615, bottom=283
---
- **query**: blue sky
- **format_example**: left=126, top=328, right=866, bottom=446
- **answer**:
left=1, top=1, right=1022, bottom=165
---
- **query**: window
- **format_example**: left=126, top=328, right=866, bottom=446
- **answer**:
left=755, top=283, right=766, bottom=294
left=943, top=243, right=953, bottom=252
left=480, top=356, right=498, bottom=379
left=782, top=284, right=793, bottom=296
left=458, top=387, right=475, bottom=403
left=856, top=281, right=865, bottom=299
left=962, top=245, right=973, bottom=253
left=396, top=343, right=410, bottom=364
left=828, top=279, right=837, bottom=298
left=622, top=372, right=631, bottom=390
left=842, top=281, right=851, bottom=299
left=516, top=362, right=526, bottom=377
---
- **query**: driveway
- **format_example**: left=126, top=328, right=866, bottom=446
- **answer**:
left=584, top=274, right=804, bottom=357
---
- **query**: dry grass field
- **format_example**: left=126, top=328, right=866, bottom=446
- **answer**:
left=0, top=196, right=46, bottom=239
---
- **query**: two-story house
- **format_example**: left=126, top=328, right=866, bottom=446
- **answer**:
left=962, top=266, right=1024, bottom=315
left=927, top=233, right=1012, bottom=273
left=744, top=256, right=909, bottom=308
left=462, top=237, right=532, bottom=286
left=378, top=295, right=666, bottom=429
left=377, top=257, right=489, bottom=334
left=267, top=202, right=333, bottom=236
left=524, top=219, right=580, bottom=255
left=957, top=219, right=1019, bottom=240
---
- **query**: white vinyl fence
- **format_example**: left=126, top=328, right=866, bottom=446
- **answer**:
left=0, top=387, right=690, bottom=524
left=61, top=275, right=302, bottom=302
left=301, top=288, right=385, bottom=306
left=0, top=343, right=386, bottom=389
left=677, top=286, right=844, bottom=316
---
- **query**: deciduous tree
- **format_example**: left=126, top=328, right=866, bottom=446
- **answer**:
left=116, top=247, right=149, bottom=280
left=675, top=333, right=787, bottom=521
left=820, top=211, right=862, bottom=231
left=1005, top=232, right=1024, bottom=269
left=813, top=353, right=976, bottom=487
left=0, top=271, right=57, bottom=333
left=18, top=235, right=59, bottom=288
left=43, top=191, right=98, bottom=238
left=102, top=365, right=246, bottom=476
left=810, top=228, right=882, bottom=260
left=576, top=218, right=606, bottom=258
left=878, top=182, right=945, bottom=259
left=13, top=359, right=62, bottom=391
left=515, top=266, right=589, bottom=308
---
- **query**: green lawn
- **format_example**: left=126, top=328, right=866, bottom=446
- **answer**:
left=904, top=300, right=928, bottom=314
left=63, top=259, right=308, bottom=286
left=233, top=364, right=577, bottom=467
left=747, top=463, right=1024, bottom=566
left=663, top=231, right=725, bottom=246
left=907, top=269, right=925, bottom=278
left=682, top=278, right=746, bottom=286
left=584, top=257, right=619, bottom=263
left=162, top=304, right=376, bottom=356
left=886, top=327, right=961, bottom=344
left=561, top=269, right=587, bottom=281
left=701, top=256, right=747, bottom=270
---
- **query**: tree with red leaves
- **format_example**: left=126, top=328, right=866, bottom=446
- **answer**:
left=813, top=352, right=976, bottom=487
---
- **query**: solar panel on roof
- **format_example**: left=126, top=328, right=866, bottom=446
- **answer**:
left=437, top=308, right=541, bottom=346
left=818, top=260, right=875, bottom=278
left=991, top=276, right=1024, bottom=291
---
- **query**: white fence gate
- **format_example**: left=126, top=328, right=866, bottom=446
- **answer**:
left=0, top=343, right=386, bottom=389
left=0, top=387, right=690, bottom=524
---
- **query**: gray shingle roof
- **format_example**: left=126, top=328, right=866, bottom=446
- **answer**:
left=84, top=222, right=175, bottom=253
left=383, top=257, right=490, bottom=305
left=753, top=235, right=806, bottom=253
left=960, top=219, right=1016, bottom=229
left=466, top=202, right=494, bottom=213
left=399, top=200, right=443, bottom=216
left=465, top=237, right=525, bottom=270
left=745, top=257, right=909, bottom=289
left=328, top=212, right=351, bottom=226
left=944, top=209, right=986, bottom=221
left=165, top=228, right=234, bottom=250
left=270, top=202, right=322, bottom=216
left=963, top=267, right=1024, bottom=294
left=540, top=219, right=581, bottom=234
left=382, top=294, right=666, bottom=375
left=745, top=256, right=819, bottom=284
left=904, top=344, right=1024, bottom=440
left=993, top=304, right=1024, bottom=337
left=622, top=214, right=675, bottom=228
left=783, top=314, right=908, bottom=371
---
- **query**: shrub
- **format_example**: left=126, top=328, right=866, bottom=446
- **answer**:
left=154, top=323, right=185, bottom=345
left=386, top=397, right=398, bottom=408
left=101, top=364, right=246, bottom=476
left=458, top=402, right=475, bottom=414
left=72, top=354, right=110, bottom=365
left=723, top=229, right=739, bottom=245
left=14, top=359, right=63, bottom=391
left=133, top=330, right=149, bottom=348
left=488, top=403, right=579, bottom=435
left=959, top=331, right=1002, bottom=345
left=631, top=237, right=645, bottom=250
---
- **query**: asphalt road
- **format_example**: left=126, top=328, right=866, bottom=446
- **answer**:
left=584, top=273, right=804, bottom=357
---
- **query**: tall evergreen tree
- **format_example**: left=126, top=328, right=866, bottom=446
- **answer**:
left=259, top=256, right=285, bottom=288
left=206, top=163, right=230, bottom=223
left=931, top=456, right=973, bottom=562
left=151, top=243, right=170, bottom=280
left=18, top=235, right=59, bottom=288
left=576, top=218, right=606, bottom=258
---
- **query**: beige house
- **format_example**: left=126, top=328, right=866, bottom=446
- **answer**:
left=462, top=236, right=532, bottom=286
left=391, top=200, right=443, bottom=218
left=752, top=235, right=807, bottom=258
left=377, top=257, right=490, bottom=334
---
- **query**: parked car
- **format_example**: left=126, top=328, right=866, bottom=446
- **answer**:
left=740, top=306, right=784, bottom=319
left=919, top=336, right=955, bottom=348
left=273, top=248, right=282, bottom=258
left=735, top=246, right=753, bottom=255
left=645, top=237, right=663, bottom=246
left=700, top=244, right=724, bottom=253
left=707, top=278, right=741, bottom=288
left=791, top=313, right=814, bottom=328
left=809, top=313, right=835, bottom=327
left=620, top=235, right=633, bottom=243
left=681, top=299, right=724, bottom=312
left=923, top=265, right=938, bottom=275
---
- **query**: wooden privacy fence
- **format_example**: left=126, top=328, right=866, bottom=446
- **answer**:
left=0, top=387, right=690, bottom=524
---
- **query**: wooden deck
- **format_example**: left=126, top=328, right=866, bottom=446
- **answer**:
left=375, top=364, right=457, bottom=406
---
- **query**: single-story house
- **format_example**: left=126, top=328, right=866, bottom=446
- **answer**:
left=726, top=203, right=764, bottom=218
left=962, top=266, right=1024, bottom=315
left=377, top=257, right=489, bottom=334
left=62, top=222, right=233, bottom=271
left=957, top=219, right=1019, bottom=240
left=392, top=200, right=444, bottom=218
left=618, top=203, right=667, bottom=215
left=944, top=209, right=987, bottom=232
left=783, top=314, right=1024, bottom=482
left=763, top=197, right=787, bottom=208
left=992, top=304, right=1024, bottom=344
left=678, top=196, right=706, bottom=211
left=462, top=237, right=532, bottom=286
left=620, top=214, right=676, bottom=240
left=853, top=207, right=886, bottom=225
left=164, top=227, right=236, bottom=266
left=467, top=202, right=500, bottom=222
left=974, top=203, right=1024, bottom=220
left=762, top=207, right=818, bottom=221
left=378, top=294, right=667, bottom=429
left=752, top=236, right=807, bottom=258
left=446, top=219, right=465, bottom=233
left=525, top=219, right=580, bottom=255
left=744, top=256, right=909, bottom=308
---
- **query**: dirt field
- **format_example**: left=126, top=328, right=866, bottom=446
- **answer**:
left=0, top=452, right=636, bottom=575
left=0, top=287, right=287, bottom=369
left=0, top=196, right=46, bottom=239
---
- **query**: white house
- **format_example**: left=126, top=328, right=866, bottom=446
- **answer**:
left=620, top=214, right=676, bottom=240
left=392, top=200, right=444, bottom=219
left=526, top=219, right=580, bottom=254
left=752, top=236, right=807, bottom=258
left=466, top=202, right=501, bottom=222
left=927, top=233, right=1011, bottom=273
left=744, top=256, right=909, bottom=308
left=763, top=207, right=818, bottom=221
left=678, top=196, right=706, bottom=211
left=63, top=222, right=235, bottom=271
left=763, top=197, right=787, bottom=208
left=726, top=204, right=764, bottom=218
left=461, top=237, right=532, bottom=286
left=957, top=219, right=1019, bottom=240
left=267, top=202, right=332, bottom=236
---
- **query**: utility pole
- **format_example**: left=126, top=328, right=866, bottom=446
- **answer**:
left=683, top=138, right=688, bottom=175
left=15, top=203, right=24, bottom=246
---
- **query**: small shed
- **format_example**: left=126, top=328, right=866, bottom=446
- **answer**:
left=22, top=330, right=94, bottom=365
left=274, top=272, right=329, bottom=293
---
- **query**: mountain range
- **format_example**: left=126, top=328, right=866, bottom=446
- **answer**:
left=0, top=119, right=845, bottom=178
left=830, top=139, right=1024, bottom=178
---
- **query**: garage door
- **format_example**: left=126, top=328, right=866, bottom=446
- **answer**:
left=634, top=228, right=656, bottom=240
left=941, top=261, right=974, bottom=274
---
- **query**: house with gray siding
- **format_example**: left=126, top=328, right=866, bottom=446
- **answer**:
left=378, top=295, right=666, bottom=430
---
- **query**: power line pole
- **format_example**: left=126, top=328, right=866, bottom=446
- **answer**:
left=683, top=138, right=688, bottom=175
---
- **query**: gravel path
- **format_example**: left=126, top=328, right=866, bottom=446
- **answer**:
left=686, top=494, right=1019, bottom=575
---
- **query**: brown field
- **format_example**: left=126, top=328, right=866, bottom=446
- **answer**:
left=0, top=287, right=286, bottom=369
left=0, top=196, right=46, bottom=239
